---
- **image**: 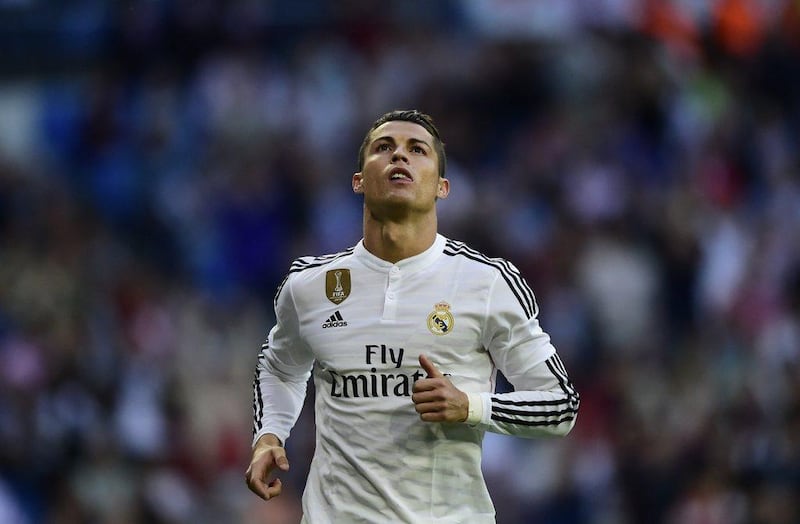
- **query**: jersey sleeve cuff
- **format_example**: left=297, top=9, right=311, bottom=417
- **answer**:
left=465, top=392, right=486, bottom=425
left=252, top=428, right=286, bottom=449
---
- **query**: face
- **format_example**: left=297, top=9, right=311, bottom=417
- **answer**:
left=353, top=121, right=449, bottom=216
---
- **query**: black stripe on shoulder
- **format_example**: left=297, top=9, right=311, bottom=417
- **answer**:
left=288, top=247, right=356, bottom=274
left=443, top=239, right=538, bottom=319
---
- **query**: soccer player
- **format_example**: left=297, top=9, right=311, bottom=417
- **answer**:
left=246, top=110, right=579, bottom=522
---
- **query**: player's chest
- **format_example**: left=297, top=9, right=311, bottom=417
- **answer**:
left=295, top=269, right=487, bottom=372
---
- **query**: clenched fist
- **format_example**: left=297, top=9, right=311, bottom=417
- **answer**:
left=411, top=354, right=469, bottom=423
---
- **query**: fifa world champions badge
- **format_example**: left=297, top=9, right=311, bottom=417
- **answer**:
left=427, top=302, right=454, bottom=336
left=326, top=269, right=351, bottom=304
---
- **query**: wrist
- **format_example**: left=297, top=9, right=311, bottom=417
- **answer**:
left=465, top=392, right=484, bottom=425
left=255, top=433, right=283, bottom=449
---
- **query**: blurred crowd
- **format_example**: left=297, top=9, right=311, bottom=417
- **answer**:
left=1, top=1, right=799, bottom=523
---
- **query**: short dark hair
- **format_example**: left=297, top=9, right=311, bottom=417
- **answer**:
left=357, top=109, right=447, bottom=178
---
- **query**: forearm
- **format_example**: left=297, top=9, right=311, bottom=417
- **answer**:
left=470, top=388, right=578, bottom=437
left=475, top=354, right=579, bottom=438
left=252, top=352, right=309, bottom=446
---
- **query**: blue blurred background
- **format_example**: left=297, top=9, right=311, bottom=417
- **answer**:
left=1, top=1, right=799, bottom=523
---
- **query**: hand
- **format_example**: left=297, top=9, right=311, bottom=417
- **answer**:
left=245, top=433, right=290, bottom=501
left=412, top=354, right=469, bottom=423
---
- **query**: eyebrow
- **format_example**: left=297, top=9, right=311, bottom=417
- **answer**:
left=372, top=136, right=432, bottom=150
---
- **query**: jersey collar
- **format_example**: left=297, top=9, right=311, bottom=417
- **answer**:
left=354, top=234, right=446, bottom=273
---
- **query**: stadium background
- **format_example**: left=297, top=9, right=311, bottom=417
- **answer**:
left=1, top=1, right=799, bottom=522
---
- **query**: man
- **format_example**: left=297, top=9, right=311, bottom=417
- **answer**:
left=246, top=110, right=579, bottom=523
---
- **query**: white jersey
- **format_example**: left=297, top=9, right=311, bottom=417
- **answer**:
left=252, top=234, right=579, bottom=523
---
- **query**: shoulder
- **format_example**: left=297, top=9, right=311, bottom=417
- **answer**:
left=441, top=237, right=520, bottom=276
left=441, top=237, right=538, bottom=319
left=275, top=246, right=356, bottom=301
left=287, top=246, right=356, bottom=276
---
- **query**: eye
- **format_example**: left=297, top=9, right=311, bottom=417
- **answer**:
left=411, top=145, right=426, bottom=154
left=376, top=143, right=392, bottom=152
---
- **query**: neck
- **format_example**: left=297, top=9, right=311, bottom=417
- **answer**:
left=361, top=208, right=438, bottom=263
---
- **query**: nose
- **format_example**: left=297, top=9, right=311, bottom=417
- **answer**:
left=391, top=147, right=408, bottom=163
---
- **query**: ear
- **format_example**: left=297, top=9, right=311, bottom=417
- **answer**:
left=353, top=173, right=364, bottom=194
left=437, top=178, right=450, bottom=199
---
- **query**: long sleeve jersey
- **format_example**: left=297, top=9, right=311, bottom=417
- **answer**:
left=252, top=234, right=579, bottom=523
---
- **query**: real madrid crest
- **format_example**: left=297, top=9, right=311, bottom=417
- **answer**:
left=326, top=269, right=351, bottom=304
left=427, top=301, right=454, bottom=336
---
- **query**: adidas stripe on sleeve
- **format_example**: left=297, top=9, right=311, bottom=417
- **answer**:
left=475, top=256, right=579, bottom=438
left=482, top=354, right=579, bottom=436
left=252, top=266, right=315, bottom=447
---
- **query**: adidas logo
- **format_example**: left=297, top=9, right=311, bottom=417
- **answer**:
left=322, top=310, right=348, bottom=328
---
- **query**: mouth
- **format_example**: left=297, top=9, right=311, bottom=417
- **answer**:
left=388, top=167, right=413, bottom=182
